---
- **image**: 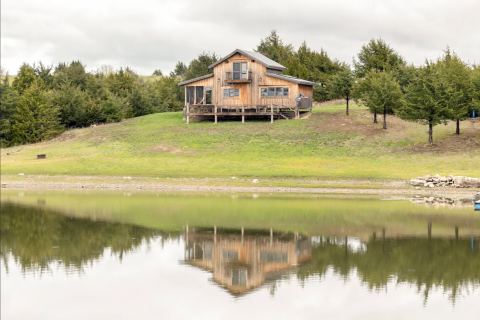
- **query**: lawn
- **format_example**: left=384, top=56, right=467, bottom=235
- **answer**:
left=1, top=105, right=479, bottom=180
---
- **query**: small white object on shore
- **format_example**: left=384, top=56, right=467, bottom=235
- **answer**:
left=18, top=173, right=24, bottom=176
left=252, top=179, right=259, bottom=184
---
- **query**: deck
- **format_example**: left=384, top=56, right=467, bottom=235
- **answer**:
left=184, top=104, right=312, bottom=123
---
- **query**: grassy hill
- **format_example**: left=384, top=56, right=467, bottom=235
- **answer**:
left=1, top=105, right=479, bottom=180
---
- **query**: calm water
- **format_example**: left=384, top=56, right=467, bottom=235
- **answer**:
left=1, top=190, right=480, bottom=320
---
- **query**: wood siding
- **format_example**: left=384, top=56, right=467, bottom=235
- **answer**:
left=183, top=52, right=314, bottom=109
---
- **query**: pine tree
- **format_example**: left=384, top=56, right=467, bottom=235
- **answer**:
left=152, top=69, right=163, bottom=76
left=438, top=48, right=472, bottom=134
left=472, top=66, right=480, bottom=117
left=353, top=38, right=406, bottom=78
left=12, top=80, right=64, bottom=144
left=12, top=63, right=36, bottom=94
left=328, top=67, right=355, bottom=115
left=0, top=76, right=19, bottom=146
left=398, top=62, right=450, bottom=145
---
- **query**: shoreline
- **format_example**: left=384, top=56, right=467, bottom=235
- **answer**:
left=2, top=175, right=478, bottom=198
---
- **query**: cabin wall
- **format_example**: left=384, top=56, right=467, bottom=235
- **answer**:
left=183, top=77, right=214, bottom=105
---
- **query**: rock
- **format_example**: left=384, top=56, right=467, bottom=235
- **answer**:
left=424, top=183, right=430, bottom=187
left=439, top=177, right=448, bottom=182
left=18, top=173, right=24, bottom=176
left=231, top=177, right=238, bottom=180
left=428, top=183, right=435, bottom=188
left=252, top=179, right=259, bottom=184
left=415, top=187, right=421, bottom=190
left=410, top=179, right=424, bottom=186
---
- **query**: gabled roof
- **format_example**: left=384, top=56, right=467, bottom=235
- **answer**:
left=178, top=73, right=214, bottom=86
left=264, top=72, right=320, bottom=86
left=208, top=49, right=287, bottom=71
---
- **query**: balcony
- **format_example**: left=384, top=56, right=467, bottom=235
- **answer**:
left=224, top=71, right=252, bottom=84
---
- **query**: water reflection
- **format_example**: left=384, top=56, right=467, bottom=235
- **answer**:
left=1, top=200, right=479, bottom=305
left=183, top=227, right=311, bottom=295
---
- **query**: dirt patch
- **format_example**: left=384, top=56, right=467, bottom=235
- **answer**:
left=52, top=132, right=76, bottom=142
left=309, top=110, right=407, bottom=137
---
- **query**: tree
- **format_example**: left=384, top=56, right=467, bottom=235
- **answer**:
left=34, top=62, right=54, bottom=89
left=0, top=76, right=19, bottom=146
left=471, top=66, right=480, bottom=118
left=354, top=38, right=406, bottom=78
left=328, top=66, right=355, bottom=115
left=51, top=84, right=88, bottom=128
left=130, top=85, right=153, bottom=117
left=173, top=61, right=187, bottom=77
left=152, top=69, right=163, bottom=76
left=11, top=80, right=63, bottom=144
left=184, top=53, right=218, bottom=80
left=255, top=30, right=294, bottom=65
left=438, top=48, right=472, bottom=135
left=12, top=63, right=36, bottom=94
left=53, top=60, right=89, bottom=90
left=397, top=62, right=450, bottom=145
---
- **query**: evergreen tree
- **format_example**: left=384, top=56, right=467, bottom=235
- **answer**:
left=106, top=68, right=135, bottom=97
left=130, top=85, right=153, bottom=117
left=12, top=63, right=36, bottom=94
left=11, top=80, right=63, bottom=144
left=0, top=76, right=19, bottom=146
left=354, top=38, right=406, bottom=78
left=255, top=30, right=294, bottom=65
left=34, top=62, right=54, bottom=89
left=53, top=60, right=89, bottom=90
left=328, top=66, right=356, bottom=115
left=184, top=53, right=218, bottom=80
left=398, top=62, right=450, bottom=145
left=173, top=62, right=187, bottom=77
left=438, top=48, right=472, bottom=134
left=51, top=84, right=88, bottom=128
left=471, top=66, right=480, bottom=118
left=152, top=69, right=163, bottom=76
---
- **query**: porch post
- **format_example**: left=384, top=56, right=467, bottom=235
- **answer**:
left=215, top=106, right=218, bottom=124
left=242, top=104, right=245, bottom=123
left=271, top=105, right=274, bottom=123
left=186, top=104, right=190, bottom=124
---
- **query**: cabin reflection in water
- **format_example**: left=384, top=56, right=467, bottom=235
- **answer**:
left=183, top=227, right=311, bottom=295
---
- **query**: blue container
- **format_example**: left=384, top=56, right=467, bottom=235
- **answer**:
left=476, top=203, right=480, bottom=211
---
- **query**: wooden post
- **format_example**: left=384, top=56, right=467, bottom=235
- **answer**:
left=428, top=221, right=432, bottom=239
left=271, top=105, right=274, bottom=123
left=186, top=104, right=190, bottom=124
left=214, top=225, right=217, bottom=244
left=455, top=226, right=459, bottom=241
left=295, top=106, right=299, bottom=119
left=183, top=107, right=186, bottom=120
left=242, top=104, right=245, bottom=123
left=214, top=106, right=217, bottom=124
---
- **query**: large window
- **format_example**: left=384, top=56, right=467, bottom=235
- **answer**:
left=232, top=269, right=247, bottom=287
left=261, top=87, right=290, bottom=98
left=233, top=62, right=247, bottom=80
left=223, top=88, right=240, bottom=98
left=260, top=252, right=288, bottom=263
left=223, top=251, right=239, bottom=260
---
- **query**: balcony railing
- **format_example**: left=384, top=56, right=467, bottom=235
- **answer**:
left=224, top=71, right=252, bottom=83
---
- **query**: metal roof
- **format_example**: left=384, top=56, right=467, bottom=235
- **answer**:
left=178, top=73, right=214, bottom=86
left=208, top=49, right=287, bottom=71
left=264, top=72, right=319, bottom=86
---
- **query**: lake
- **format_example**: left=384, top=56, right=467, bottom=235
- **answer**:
left=1, top=190, right=479, bottom=320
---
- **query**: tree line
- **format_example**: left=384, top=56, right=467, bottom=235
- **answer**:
left=1, top=30, right=478, bottom=146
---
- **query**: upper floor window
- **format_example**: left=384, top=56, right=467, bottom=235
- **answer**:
left=261, top=87, right=289, bottom=97
left=224, top=88, right=240, bottom=98
left=233, top=62, right=248, bottom=80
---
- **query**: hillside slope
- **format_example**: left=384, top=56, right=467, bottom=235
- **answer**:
left=1, top=105, right=479, bottom=180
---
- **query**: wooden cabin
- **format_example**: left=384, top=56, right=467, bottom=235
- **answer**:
left=183, top=227, right=312, bottom=296
left=178, top=49, right=319, bottom=123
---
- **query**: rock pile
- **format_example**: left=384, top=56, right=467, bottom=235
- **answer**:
left=409, top=175, right=480, bottom=188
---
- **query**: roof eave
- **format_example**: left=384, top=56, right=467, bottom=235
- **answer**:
left=264, top=72, right=320, bottom=86
left=208, top=49, right=287, bottom=70
left=178, top=73, right=214, bottom=86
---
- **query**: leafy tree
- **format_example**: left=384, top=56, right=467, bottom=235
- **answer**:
left=12, top=63, right=36, bottom=94
left=354, top=38, right=406, bottom=78
left=398, top=62, right=450, bottom=145
left=0, top=76, right=19, bottom=146
left=184, top=53, right=218, bottom=80
left=11, top=80, right=63, bottom=144
left=173, top=61, right=188, bottom=77
left=152, top=69, right=163, bottom=76
left=438, top=48, right=472, bottom=134
left=328, top=66, right=356, bottom=115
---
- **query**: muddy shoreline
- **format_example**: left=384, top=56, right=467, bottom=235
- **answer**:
left=2, top=175, right=478, bottom=198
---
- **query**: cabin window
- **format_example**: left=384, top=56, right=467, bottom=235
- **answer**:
left=260, top=252, right=288, bottom=262
left=232, top=269, right=247, bottom=287
left=205, top=88, right=212, bottom=104
left=196, top=86, right=204, bottom=104
left=186, top=87, right=195, bottom=105
left=223, top=251, right=239, bottom=260
left=233, top=62, right=248, bottom=80
left=261, top=87, right=290, bottom=98
left=223, top=88, right=240, bottom=98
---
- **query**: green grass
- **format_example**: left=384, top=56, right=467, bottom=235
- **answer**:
left=1, top=105, right=479, bottom=180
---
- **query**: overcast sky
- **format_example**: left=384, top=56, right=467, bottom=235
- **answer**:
left=2, top=0, right=479, bottom=75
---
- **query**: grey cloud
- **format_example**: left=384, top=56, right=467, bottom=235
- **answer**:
left=1, top=0, right=479, bottom=75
